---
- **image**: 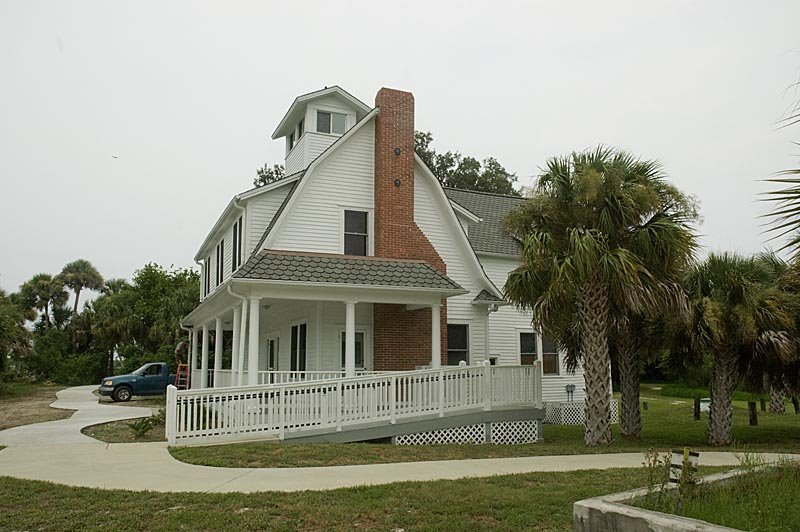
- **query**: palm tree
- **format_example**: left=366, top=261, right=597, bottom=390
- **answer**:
left=60, top=259, right=104, bottom=317
left=18, top=273, right=68, bottom=329
left=685, top=253, right=796, bottom=445
left=504, top=147, right=697, bottom=446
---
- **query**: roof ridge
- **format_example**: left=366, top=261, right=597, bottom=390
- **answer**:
left=443, top=187, right=525, bottom=200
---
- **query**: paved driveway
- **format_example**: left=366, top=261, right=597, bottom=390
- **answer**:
left=0, top=386, right=794, bottom=493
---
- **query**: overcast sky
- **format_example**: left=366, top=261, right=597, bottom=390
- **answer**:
left=1, top=1, right=799, bottom=297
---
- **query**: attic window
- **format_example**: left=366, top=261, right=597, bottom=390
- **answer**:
left=298, top=118, right=304, bottom=137
left=288, top=131, right=295, bottom=151
left=317, top=111, right=346, bottom=135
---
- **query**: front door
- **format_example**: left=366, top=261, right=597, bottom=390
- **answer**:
left=290, top=323, right=307, bottom=372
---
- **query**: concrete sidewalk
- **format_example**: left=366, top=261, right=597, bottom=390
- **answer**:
left=0, top=386, right=794, bottom=493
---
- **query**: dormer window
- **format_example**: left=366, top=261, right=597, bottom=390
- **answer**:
left=317, top=110, right=346, bottom=135
left=298, top=118, right=304, bottom=137
left=288, top=131, right=295, bottom=151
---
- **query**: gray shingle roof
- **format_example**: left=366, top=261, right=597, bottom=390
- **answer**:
left=472, top=289, right=504, bottom=303
left=234, top=250, right=464, bottom=291
left=444, top=188, right=525, bottom=256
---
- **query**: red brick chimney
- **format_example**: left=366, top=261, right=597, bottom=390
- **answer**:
left=372, top=87, right=447, bottom=370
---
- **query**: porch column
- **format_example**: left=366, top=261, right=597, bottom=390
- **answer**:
left=231, top=305, right=241, bottom=384
left=200, top=324, right=209, bottom=388
left=344, top=301, right=356, bottom=377
left=190, top=327, right=199, bottom=389
left=431, top=303, right=441, bottom=369
left=213, top=317, right=223, bottom=388
left=247, top=297, right=261, bottom=385
left=237, top=299, right=248, bottom=386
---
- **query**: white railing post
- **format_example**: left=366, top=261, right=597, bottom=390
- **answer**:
left=336, top=380, right=342, bottom=431
left=278, top=387, right=286, bottom=440
left=166, top=385, right=177, bottom=446
left=390, top=375, right=396, bottom=424
left=483, top=360, right=492, bottom=411
left=438, top=369, right=445, bottom=417
left=535, top=361, right=543, bottom=407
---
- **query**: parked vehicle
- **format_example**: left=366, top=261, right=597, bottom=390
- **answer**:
left=98, top=362, right=176, bottom=402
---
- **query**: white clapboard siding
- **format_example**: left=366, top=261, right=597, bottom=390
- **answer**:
left=271, top=119, right=375, bottom=253
left=414, top=169, right=487, bottom=362
left=248, top=184, right=293, bottom=253
left=285, top=134, right=307, bottom=175
left=480, top=255, right=586, bottom=403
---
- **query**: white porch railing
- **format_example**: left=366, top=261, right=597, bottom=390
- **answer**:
left=167, top=363, right=542, bottom=446
left=191, top=369, right=385, bottom=388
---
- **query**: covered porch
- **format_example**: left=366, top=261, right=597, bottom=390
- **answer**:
left=181, top=251, right=467, bottom=389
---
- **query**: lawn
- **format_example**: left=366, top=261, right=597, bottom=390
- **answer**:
left=81, top=418, right=165, bottom=443
left=0, top=382, right=71, bottom=430
left=632, top=461, right=800, bottom=531
left=170, top=384, right=800, bottom=468
left=0, top=466, right=731, bottom=532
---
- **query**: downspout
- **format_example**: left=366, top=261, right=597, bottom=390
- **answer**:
left=227, top=284, right=249, bottom=386
left=485, top=303, right=499, bottom=363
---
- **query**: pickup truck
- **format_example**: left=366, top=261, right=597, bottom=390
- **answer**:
left=98, top=362, right=176, bottom=402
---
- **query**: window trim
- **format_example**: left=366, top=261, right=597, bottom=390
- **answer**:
left=215, top=240, right=224, bottom=287
left=446, top=322, right=470, bottom=366
left=339, top=329, right=366, bottom=370
left=518, top=330, right=538, bottom=367
left=315, top=108, right=349, bottom=135
left=340, top=207, right=373, bottom=256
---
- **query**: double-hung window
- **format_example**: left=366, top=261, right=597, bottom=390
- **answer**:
left=519, top=332, right=537, bottom=366
left=447, top=324, right=469, bottom=366
left=215, top=240, right=224, bottom=286
left=344, top=210, right=368, bottom=256
left=316, top=110, right=347, bottom=135
left=542, top=337, right=559, bottom=375
left=231, top=216, right=243, bottom=272
left=203, top=257, right=210, bottom=296
left=340, top=331, right=365, bottom=370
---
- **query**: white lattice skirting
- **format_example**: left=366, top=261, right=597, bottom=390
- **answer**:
left=544, top=400, right=619, bottom=425
left=394, top=420, right=540, bottom=445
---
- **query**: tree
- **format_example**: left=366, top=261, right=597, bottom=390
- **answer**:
left=684, top=253, right=796, bottom=445
left=503, top=147, right=697, bottom=446
left=60, top=259, right=104, bottom=317
left=415, top=131, right=520, bottom=195
left=0, top=289, right=31, bottom=376
left=253, top=164, right=285, bottom=188
left=18, top=273, right=68, bottom=330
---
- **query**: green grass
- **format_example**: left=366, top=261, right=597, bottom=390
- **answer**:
left=632, top=462, right=800, bottom=531
left=82, top=418, right=166, bottom=443
left=0, top=466, right=731, bottom=531
left=170, top=384, right=800, bottom=468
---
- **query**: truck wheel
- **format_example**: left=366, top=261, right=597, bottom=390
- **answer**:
left=112, top=385, right=132, bottom=402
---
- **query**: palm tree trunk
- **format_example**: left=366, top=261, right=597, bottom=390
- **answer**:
left=617, top=327, right=641, bottom=438
left=708, top=351, right=737, bottom=446
left=43, top=301, right=51, bottom=329
left=769, top=382, right=786, bottom=414
left=72, top=286, right=82, bottom=317
left=577, top=280, right=613, bottom=446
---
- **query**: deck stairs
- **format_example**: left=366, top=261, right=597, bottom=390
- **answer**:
left=166, top=363, right=542, bottom=446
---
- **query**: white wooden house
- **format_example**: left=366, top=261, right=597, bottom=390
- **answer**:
left=169, top=86, right=600, bottom=446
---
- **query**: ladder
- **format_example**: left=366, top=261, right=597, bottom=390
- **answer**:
left=175, top=364, right=190, bottom=390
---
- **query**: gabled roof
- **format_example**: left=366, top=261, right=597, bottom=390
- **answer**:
left=271, top=86, right=371, bottom=140
left=235, top=250, right=465, bottom=292
left=472, top=289, right=505, bottom=304
left=193, top=171, right=303, bottom=262
left=443, top=188, right=526, bottom=256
